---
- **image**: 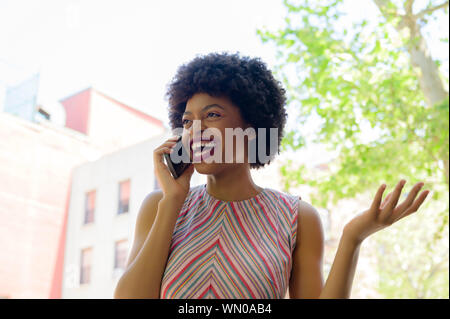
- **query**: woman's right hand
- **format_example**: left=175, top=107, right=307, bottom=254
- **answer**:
left=153, top=136, right=195, bottom=201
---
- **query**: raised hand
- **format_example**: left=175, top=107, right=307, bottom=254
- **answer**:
left=343, top=179, right=431, bottom=245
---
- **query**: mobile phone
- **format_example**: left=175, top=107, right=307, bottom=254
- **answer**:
left=163, top=136, right=191, bottom=179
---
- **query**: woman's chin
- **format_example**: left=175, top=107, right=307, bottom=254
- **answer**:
left=192, top=162, right=224, bottom=175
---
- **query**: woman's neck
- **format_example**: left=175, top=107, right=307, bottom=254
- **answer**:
left=205, top=164, right=263, bottom=201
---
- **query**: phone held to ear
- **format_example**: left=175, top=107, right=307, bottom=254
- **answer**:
left=163, top=136, right=191, bottom=179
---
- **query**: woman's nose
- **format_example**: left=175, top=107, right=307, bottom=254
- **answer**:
left=186, top=119, right=207, bottom=136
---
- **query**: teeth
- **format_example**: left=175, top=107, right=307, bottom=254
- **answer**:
left=192, top=141, right=215, bottom=150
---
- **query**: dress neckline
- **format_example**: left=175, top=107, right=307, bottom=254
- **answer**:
left=202, top=183, right=266, bottom=203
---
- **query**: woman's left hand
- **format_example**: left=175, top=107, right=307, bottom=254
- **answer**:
left=343, top=179, right=430, bottom=245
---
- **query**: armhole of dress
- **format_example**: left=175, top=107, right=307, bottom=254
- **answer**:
left=291, top=195, right=301, bottom=254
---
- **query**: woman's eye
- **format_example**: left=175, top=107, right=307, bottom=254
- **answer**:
left=207, top=112, right=220, bottom=118
left=182, top=119, right=191, bottom=126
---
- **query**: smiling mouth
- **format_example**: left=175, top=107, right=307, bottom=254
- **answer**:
left=190, top=140, right=216, bottom=161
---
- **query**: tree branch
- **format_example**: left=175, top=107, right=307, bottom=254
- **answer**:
left=373, top=0, right=401, bottom=17
left=404, top=0, right=415, bottom=15
left=415, top=1, right=449, bottom=20
left=373, top=0, right=408, bottom=30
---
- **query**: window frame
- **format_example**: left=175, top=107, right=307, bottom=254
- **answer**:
left=83, top=190, right=96, bottom=225
left=80, top=247, right=93, bottom=285
left=117, top=179, right=130, bottom=215
left=114, top=239, right=128, bottom=271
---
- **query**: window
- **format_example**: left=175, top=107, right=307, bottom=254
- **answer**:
left=114, top=239, right=128, bottom=271
left=118, top=180, right=130, bottom=215
left=80, top=247, right=93, bottom=285
left=84, top=190, right=96, bottom=224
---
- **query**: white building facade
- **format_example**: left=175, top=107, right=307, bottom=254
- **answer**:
left=61, top=132, right=206, bottom=298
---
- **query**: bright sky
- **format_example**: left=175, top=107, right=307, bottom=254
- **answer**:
left=0, top=0, right=288, bottom=124
left=0, top=0, right=448, bottom=165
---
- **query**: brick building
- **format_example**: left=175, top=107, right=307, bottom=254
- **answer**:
left=0, top=87, right=165, bottom=298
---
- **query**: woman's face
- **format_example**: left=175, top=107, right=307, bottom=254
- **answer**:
left=180, top=93, right=253, bottom=175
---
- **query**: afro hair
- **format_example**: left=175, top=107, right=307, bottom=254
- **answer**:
left=165, top=51, right=287, bottom=169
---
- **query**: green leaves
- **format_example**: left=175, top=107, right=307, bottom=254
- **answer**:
left=256, top=0, right=447, bottom=198
left=256, top=0, right=449, bottom=298
left=281, top=130, right=306, bottom=152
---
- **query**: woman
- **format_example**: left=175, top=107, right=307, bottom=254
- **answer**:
left=114, top=52, right=430, bottom=299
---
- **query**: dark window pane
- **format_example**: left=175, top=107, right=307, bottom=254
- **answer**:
left=118, top=200, right=129, bottom=214
left=118, top=180, right=130, bottom=214
left=84, top=191, right=95, bottom=224
left=80, top=248, right=92, bottom=284
left=114, top=240, right=128, bottom=270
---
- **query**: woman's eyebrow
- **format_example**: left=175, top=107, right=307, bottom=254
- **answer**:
left=183, top=104, right=225, bottom=116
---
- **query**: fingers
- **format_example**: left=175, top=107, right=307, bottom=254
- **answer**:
left=155, top=137, right=180, bottom=152
left=153, top=137, right=180, bottom=171
left=380, top=192, right=392, bottom=209
left=394, top=189, right=430, bottom=222
left=154, top=142, right=177, bottom=162
left=389, top=179, right=406, bottom=209
left=371, top=184, right=386, bottom=214
left=152, top=135, right=193, bottom=195
left=156, top=136, right=181, bottom=154
left=168, top=135, right=181, bottom=141
left=378, top=179, right=406, bottom=223
left=393, top=182, right=424, bottom=214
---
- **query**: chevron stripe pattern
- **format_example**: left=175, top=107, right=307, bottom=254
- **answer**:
left=160, top=184, right=300, bottom=299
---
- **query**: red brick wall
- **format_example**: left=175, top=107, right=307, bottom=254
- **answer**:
left=0, top=113, right=97, bottom=298
left=0, top=88, right=164, bottom=298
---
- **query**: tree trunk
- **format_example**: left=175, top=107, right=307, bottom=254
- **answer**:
left=404, top=16, right=449, bottom=108
left=373, top=0, right=449, bottom=108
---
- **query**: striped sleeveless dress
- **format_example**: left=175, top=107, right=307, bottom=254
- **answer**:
left=160, top=183, right=300, bottom=299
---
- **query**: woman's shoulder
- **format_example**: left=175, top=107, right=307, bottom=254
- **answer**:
left=263, top=186, right=302, bottom=208
left=140, top=185, right=202, bottom=213
left=140, top=189, right=164, bottom=213
left=138, top=185, right=204, bottom=222
left=264, top=188, right=323, bottom=248
left=263, top=186, right=301, bottom=199
left=262, top=187, right=320, bottom=220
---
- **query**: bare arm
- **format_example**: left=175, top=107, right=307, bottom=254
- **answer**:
left=288, top=199, right=360, bottom=299
left=113, top=191, right=185, bottom=299
left=318, top=233, right=361, bottom=298
left=289, top=199, right=325, bottom=298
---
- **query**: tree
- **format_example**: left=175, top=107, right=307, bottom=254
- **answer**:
left=257, top=0, right=449, bottom=298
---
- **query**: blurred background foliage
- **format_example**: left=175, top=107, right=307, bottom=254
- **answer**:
left=257, top=0, right=449, bottom=298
